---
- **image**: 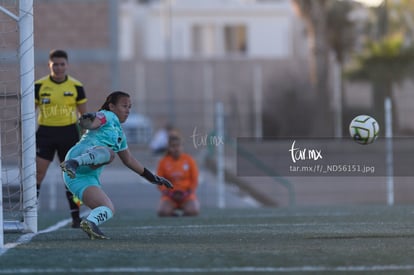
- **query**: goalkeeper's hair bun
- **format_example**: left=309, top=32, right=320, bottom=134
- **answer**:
left=100, top=91, right=130, bottom=111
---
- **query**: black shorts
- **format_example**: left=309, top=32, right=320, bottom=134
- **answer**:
left=36, top=124, right=80, bottom=162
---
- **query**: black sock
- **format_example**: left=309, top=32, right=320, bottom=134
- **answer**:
left=65, top=189, right=80, bottom=221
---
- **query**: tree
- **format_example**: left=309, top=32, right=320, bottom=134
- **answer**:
left=346, top=34, right=414, bottom=131
left=327, top=1, right=356, bottom=66
left=291, top=0, right=332, bottom=136
left=292, top=0, right=329, bottom=90
left=326, top=0, right=358, bottom=136
left=293, top=0, right=362, bottom=137
left=346, top=0, right=414, bottom=133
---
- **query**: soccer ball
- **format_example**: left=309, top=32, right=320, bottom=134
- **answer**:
left=349, top=115, right=379, bottom=145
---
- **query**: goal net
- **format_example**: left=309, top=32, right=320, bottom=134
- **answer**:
left=0, top=0, right=37, bottom=248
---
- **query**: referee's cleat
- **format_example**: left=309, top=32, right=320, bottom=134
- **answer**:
left=71, top=217, right=81, bottom=229
left=60, top=159, right=79, bottom=179
left=80, top=219, right=109, bottom=240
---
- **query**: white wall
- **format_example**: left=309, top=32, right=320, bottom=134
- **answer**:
left=120, top=0, right=302, bottom=60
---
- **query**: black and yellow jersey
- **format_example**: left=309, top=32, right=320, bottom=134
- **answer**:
left=35, top=75, right=87, bottom=126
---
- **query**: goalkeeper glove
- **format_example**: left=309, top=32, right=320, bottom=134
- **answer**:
left=142, top=168, right=173, bottom=189
left=79, top=112, right=96, bottom=129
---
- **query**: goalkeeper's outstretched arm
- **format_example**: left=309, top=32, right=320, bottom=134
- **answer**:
left=117, top=149, right=173, bottom=189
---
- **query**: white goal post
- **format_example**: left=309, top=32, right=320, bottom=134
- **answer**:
left=0, top=0, right=37, bottom=248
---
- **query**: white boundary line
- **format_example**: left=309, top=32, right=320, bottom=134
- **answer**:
left=1, top=265, right=414, bottom=273
left=126, top=221, right=403, bottom=231
left=0, top=218, right=71, bottom=256
left=0, top=210, right=90, bottom=257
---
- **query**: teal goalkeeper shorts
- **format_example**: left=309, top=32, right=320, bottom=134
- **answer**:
left=62, top=143, right=105, bottom=201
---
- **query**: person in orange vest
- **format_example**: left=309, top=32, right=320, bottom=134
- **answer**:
left=157, top=133, right=199, bottom=217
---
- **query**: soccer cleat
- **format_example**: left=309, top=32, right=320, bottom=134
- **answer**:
left=60, top=159, right=79, bottom=179
left=80, top=219, right=109, bottom=240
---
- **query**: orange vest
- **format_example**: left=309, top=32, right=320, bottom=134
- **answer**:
left=157, top=153, right=198, bottom=192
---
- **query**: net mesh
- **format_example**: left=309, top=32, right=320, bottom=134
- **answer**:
left=0, top=0, right=24, bottom=221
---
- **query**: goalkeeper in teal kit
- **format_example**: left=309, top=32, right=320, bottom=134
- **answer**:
left=60, top=91, right=173, bottom=240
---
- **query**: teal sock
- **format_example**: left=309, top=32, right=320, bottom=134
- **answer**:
left=86, top=206, right=113, bottom=226
left=74, top=147, right=111, bottom=166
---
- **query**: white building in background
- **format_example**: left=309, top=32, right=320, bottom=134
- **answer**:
left=119, top=0, right=307, bottom=60
left=118, top=0, right=311, bottom=138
